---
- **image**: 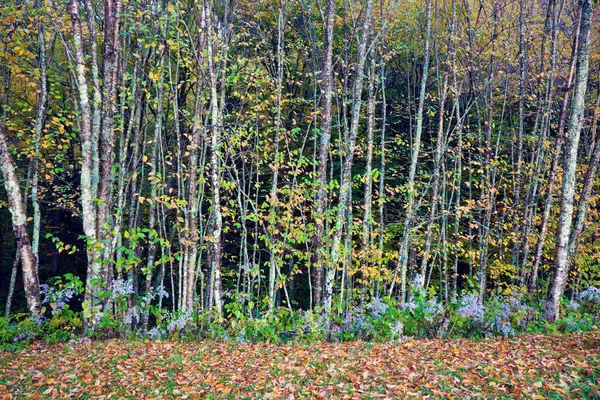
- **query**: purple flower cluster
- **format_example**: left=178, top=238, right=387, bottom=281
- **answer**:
left=40, top=283, right=49, bottom=299
left=486, top=293, right=535, bottom=337
left=11, top=316, right=44, bottom=342
left=578, top=286, right=600, bottom=303
left=110, top=279, right=135, bottom=298
left=402, top=299, right=418, bottom=314
left=123, top=306, right=141, bottom=326
left=369, top=297, right=389, bottom=318
left=148, top=286, right=169, bottom=301
left=30, top=314, right=45, bottom=326
left=436, top=317, right=450, bottom=337
left=458, top=293, right=484, bottom=320
left=145, top=326, right=166, bottom=340
left=167, top=311, right=193, bottom=334
left=566, top=299, right=581, bottom=311
left=134, top=286, right=170, bottom=322
left=40, top=283, right=75, bottom=315
left=537, top=300, right=554, bottom=320
left=343, top=307, right=371, bottom=333
left=505, top=293, right=535, bottom=328
left=390, top=321, right=404, bottom=339
left=492, top=317, right=514, bottom=337
left=14, top=330, right=36, bottom=342
left=424, top=298, right=443, bottom=323
left=411, top=274, right=426, bottom=297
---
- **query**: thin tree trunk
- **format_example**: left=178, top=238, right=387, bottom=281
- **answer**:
left=83, top=0, right=102, bottom=204
left=207, top=1, right=224, bottom=318
left=70, top=0, right=101, bottom=317
left=142, top=48, right=165, bottom=327
left=323, top=0, right=373, bottom=318
left=419, top=75, right=448, bottom=278
left=4, top=157, right=33, bottom=317
left=97, top=0, right=123, bottom=290
left=311, top=0, right=335, bottom=309
left=378, top=54, right=387, bottom=297
left=566, top=75, right=600, bottom=265
left=268, top=2, right=286, bottom=310
left=30, top=20, right=50, bottom=275
left=529, top=1, right=577, bottom=294
left=478, top=1, right=499, bottom=302
left=0, top=68, right=41, bottom=317
left=450, top=0, right=461, bottom=301
left=390, top=0, right=432, bottom=300
left=5, top=253, right=21, bottom=318
left=511, top=0, right=526, bottom=274
left=360, top=59, right=377, bottom=296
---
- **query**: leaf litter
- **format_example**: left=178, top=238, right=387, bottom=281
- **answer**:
left=0, top=331, right=599, bottom=399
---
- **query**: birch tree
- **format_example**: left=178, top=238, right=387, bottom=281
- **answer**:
left=548, top=0, right=594, bottom=320
left=0, top=66, right=41, bottom=316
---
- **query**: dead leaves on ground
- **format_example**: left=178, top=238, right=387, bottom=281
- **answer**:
left=1, top=331, right=599, bottom=399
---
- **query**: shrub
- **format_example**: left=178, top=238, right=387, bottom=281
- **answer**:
left=5, top=282, right=600, bottom=345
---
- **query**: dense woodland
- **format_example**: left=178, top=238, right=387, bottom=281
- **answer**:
left=0, top=0, right=599, bottom=335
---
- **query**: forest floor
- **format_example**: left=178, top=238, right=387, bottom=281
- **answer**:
left=0, top=331, right=599, bottom=399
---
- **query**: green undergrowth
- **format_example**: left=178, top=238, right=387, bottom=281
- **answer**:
left=2, top=275, right=599, bottom=348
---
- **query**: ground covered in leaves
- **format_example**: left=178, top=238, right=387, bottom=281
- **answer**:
left=1, top=331, right=599, bottom=399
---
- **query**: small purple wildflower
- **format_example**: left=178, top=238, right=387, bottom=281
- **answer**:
left=578, top=287, right=600, bottom=303
left=458, top=293, right=484, bottom=320
left=111, top=279, right=135, bottom=298
left=167, top=311, right=193, bottom=334
left=146, top=327, right=166, bottom=340
left=567, top=300, right=581, bottom=311
left=369, top=297, right=389, bottom=318
left=343, top=307, right=372, bottom=333
left=402, top=298, right=418, bottom=314
left=30, top=314, right=45, bottom=326
left=493, top=317, right=514, bottom=337
left=41, top=284, right=75, bottom=315
left=391, top=321, right=404, bottom=340
left=424, top=298, right=443, bottom=323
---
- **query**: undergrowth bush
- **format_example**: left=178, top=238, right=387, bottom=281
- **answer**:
left=2, top=273, right=599, bottom=347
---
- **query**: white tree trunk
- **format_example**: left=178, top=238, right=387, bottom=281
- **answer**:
left=548, top=0, right=594, bottom=320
